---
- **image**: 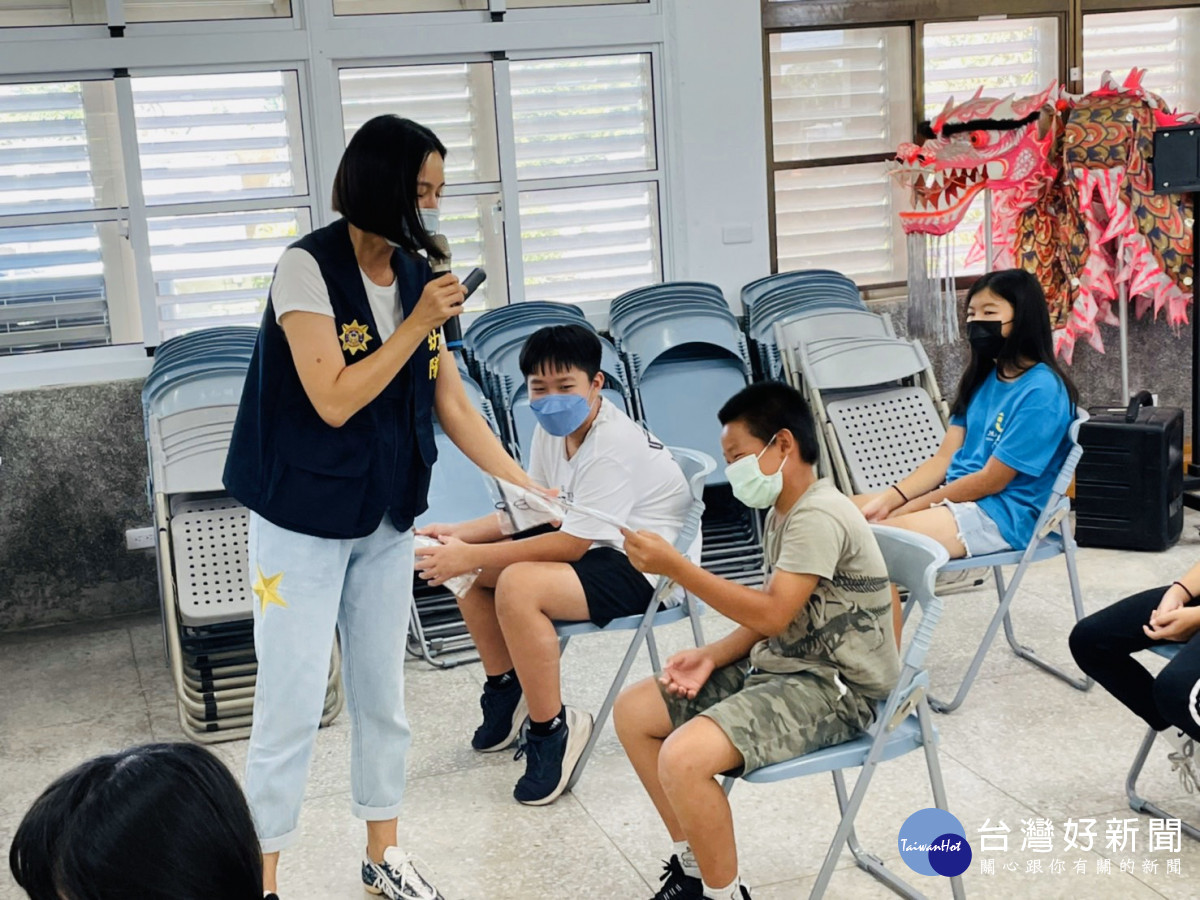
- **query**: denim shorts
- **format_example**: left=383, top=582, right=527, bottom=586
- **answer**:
left=938, top=499, right=1011, bottom=557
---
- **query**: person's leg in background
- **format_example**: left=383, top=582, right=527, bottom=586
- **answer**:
left=245, top=514, right=350, bottom=894
left=1069, top=588, right=1167, bottom=727
left=338, top=518, right=444, bottom=897
left=1070, top=587, right=1200, bottom=791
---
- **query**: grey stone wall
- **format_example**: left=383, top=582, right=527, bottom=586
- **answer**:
left=0, top=380, right=157, bottom=632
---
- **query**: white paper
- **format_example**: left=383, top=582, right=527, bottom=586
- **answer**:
left=496, top=479, right=632, bottom=533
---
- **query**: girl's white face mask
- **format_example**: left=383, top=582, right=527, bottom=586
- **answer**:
left=724, top=434, right=785, bottom=509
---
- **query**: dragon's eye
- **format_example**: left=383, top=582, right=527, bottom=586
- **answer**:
left=969, top=130, right=990, bottom=148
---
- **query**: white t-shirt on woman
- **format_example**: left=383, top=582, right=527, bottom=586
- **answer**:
left=270, top=246, right=403, bottom=340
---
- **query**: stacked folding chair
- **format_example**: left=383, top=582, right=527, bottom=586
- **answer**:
left=142, top=326, right=343, bottom=743
left=776, top=319, right=950, bottom=497
left=609, top=282, right=763, bottom=585
left=740, top=270, right=866, bottom=381
left=408, top=365, right=506, bottom=668
left=463, top=303, right=634, bottom=462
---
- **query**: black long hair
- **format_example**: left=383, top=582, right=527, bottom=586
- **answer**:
left=331, top=115, right=447, bottom=259
left=9, top=742, right=263, bottom=900
left=950, top=268, right=1079, bottom=417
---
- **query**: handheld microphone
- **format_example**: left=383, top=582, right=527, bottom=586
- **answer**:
left=429, top=233, right=464, bottom=350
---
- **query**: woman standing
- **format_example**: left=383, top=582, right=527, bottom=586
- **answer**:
left=223, top=115, right=534, bottom=900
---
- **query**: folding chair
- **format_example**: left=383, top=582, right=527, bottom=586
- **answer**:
left=928, top=408, right=1093, bottom=713
left=1125, top=643, right=1200, bottom=841
left=722, top=525, right=964, bottom=900
left=787, top=335, right=948, bottom=495
left=555, top=446, right=714, bottom=791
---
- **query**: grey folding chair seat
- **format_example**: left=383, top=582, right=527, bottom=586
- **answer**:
left=554, top=447, right=713, bottom=791
left=723, top=526, right=964, bottom=900
left=1126, top=643, right=1200, bottom=841
left=929, top=409, right=1093, bottom=713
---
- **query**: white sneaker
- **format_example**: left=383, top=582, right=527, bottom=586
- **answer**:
left=362, top=847, right=444, bottom=900
left=1165, top=734, right=1199, bottom=794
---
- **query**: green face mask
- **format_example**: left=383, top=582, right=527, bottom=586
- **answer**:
left=724, top=435, right=785, bottom=509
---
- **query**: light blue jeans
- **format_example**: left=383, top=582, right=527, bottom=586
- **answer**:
left=245, top=512, right=414, bottom=852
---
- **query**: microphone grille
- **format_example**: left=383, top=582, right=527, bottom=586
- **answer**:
left=430, top=233, right=451, bottom=272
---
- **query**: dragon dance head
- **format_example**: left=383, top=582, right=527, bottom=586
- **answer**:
left=893, top=84, right=1063, bottom=236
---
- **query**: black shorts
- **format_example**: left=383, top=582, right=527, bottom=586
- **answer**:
left=569, top=547, right=656, bottom=628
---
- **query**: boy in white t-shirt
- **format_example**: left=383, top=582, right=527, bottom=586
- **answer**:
left=415, top=324, right=693, bottom=806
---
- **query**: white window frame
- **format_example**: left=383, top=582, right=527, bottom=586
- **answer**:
left=0, top=0, right=670, bottom=386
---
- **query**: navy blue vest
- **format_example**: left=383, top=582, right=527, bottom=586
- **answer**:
left=223, top=219, right=440, bottom=539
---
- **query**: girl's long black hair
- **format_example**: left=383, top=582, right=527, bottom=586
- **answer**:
left=10, top=742, right=263, bottom=900
left=950, top=268, right=1079, bottom=417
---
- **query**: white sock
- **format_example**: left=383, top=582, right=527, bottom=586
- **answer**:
left=702, top=875, right=742, bottom=899
left=674, top=840, right=700, bottom=877
left=1160, top=727, right=1194, bottom=755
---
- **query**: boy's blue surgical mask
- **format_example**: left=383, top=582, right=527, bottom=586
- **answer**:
left=724, top=434, right=785, bottom=509
left=531, top=391, right=596, bottom=437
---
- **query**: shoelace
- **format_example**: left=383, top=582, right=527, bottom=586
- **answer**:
left=512, top=730, right=557, bottom=780
left=1169, top=750, right=1199, bottom=794
left=381, top=853, right=440, bottom=900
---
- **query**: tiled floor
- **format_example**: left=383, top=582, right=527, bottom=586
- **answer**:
left=3, top=515, right=1200, bottom=899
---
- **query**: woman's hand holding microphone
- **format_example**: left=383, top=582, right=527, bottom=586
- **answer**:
left=414, top=274, right=467, bottom=332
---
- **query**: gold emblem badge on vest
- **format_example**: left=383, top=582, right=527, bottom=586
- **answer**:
left=339, top=320, right=373, bottom=356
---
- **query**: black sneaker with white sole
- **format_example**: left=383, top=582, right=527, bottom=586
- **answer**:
left=361, top=847, right=444, bottom=900
left=512, top=706, right=593, bottom=805
left=472, top=679, right=528, bottom=752
left=650, top=854, right=704, bottom=899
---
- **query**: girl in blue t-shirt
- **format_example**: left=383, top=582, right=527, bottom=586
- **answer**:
left=857, top=268, right=1078, bottom=559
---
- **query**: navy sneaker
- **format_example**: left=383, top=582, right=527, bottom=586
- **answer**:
left=472, top=679, right=528, bottom=752
left=651, top=854, right=704, bottom=899
left=362, top=847, right=444, bottom=900
left=512, top=706, right=593, bottom=805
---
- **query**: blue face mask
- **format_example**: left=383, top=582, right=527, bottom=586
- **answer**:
left=531, top=392, right=595, bottom=437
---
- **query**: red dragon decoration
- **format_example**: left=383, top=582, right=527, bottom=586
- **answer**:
left=894, top=69, right=1194, bottom=361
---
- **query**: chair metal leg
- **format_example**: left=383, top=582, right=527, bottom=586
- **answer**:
left=564, top=622, right=651, bottom=792
left=1126, top=725, right=1200, bottom=841
left=930, top=548, right=1088, bottom=713
left=646, top=629, right=661, bottom=673
left=1000, top=533, right=1092, bottom=692
left=917, top=701, right=966, bottom=899
left=813, top=762, right=920, bottom=899
left=928, top=565, right=1018, bottom=713
left=688, top=595, right=706, bottom=648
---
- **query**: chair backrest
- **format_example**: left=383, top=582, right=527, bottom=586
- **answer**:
left=667, top=446, right=716, bottom=502
left=869, top=525, right=949, bottom=674
left=825, top=388, right=947, bottom=494
left=1028, top=407, right=1090, bottom=541
left=798, top=336, right=930, bottom=391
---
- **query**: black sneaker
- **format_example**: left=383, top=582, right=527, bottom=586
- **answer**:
left=512, top=706, right=593, bottom=805
left=361, top=848, right=444, bottom=899
left=472, top=679, right=528, bottom=752
left=651, top=854, right=704, bottom=899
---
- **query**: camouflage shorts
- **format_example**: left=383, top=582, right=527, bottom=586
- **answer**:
left=658, top=660, right=877, bottom=774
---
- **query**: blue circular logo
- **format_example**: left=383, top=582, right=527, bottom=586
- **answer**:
left=897, top=808, right=972, bottom=877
